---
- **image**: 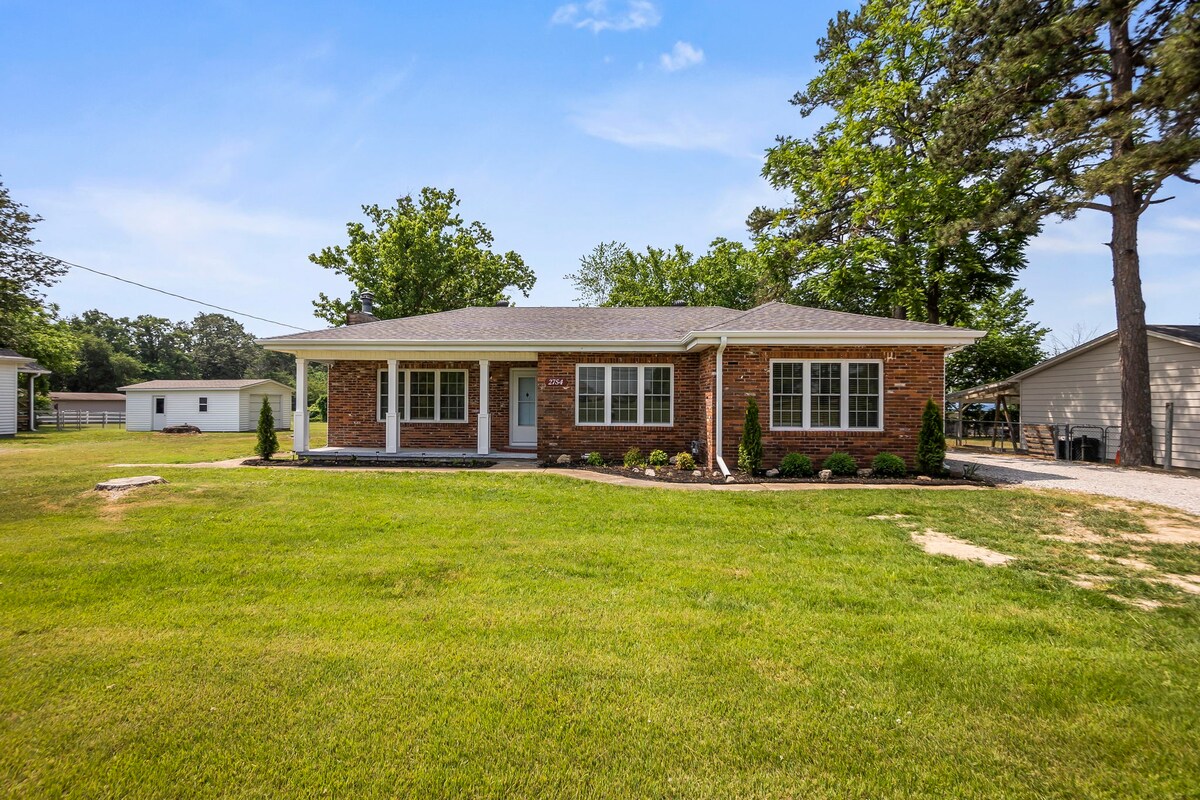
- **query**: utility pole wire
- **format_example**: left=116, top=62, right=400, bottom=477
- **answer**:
left=2, top=244, right=309, bottom=331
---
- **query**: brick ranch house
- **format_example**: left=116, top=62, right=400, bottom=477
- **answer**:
left=258, top=299, right=982, bottom=473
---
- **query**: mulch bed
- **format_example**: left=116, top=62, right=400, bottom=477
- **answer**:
left=556, top=463, right=990, bottom=487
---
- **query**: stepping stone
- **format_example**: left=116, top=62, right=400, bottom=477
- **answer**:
left=95, top=476, right=168, bottom=491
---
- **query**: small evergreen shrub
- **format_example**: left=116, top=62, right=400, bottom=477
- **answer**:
left=822, top=452, right=857, bottom=476
left=585, top=451, right=605, bottom=466
left=255, top=396, right=278, bottom=460
left=916, top=398, right=947, bottom=476
left=737, top=396, right=764, bottom=473
left=778, top=453, right=814, bottom=478
left=648, top=449, right=669, bottom=467
left=623, top=447, right=644, bottom=468
left=871, top=452, right=907, bottom=478
left=675, top=451, right=697, bottom=471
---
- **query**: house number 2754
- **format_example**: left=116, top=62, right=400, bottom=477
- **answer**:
left=545, top=377, right=566, bottom=387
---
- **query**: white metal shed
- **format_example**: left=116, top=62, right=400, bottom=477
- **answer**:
left=119, top=379, right=294, bottom=432
left=1011, top=326, right=1200, bottom=470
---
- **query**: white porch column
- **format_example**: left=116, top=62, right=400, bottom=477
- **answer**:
left=477, top=359, right=490, bottom=455
left=28, top=373, right=37, bottom=431
left=294, top=357, right=309, bottom=453
left=385, top=359, right=399, bottom=453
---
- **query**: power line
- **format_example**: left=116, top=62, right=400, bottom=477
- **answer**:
left=4, top=244, right=310, bottom=331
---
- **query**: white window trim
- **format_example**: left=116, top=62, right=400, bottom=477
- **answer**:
left=198, top=397, right=208, bottom=412
left=769, top=358, right=884, bottom=432
left=377, top=368, right=470, bottom=424
left=575, top=363, right=674, bottom=427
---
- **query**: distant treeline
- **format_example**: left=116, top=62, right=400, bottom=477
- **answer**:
left=53, top=310, right=296, bottom=393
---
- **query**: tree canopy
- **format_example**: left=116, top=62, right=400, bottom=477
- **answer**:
left=938, top=0, right=1200, bottom=465
left=569, top=238, right=769, bottom=309
left=945, top=289, right=1049, bottom=391
left=0, top=178, right=78, bottom=373
left=311, top=187, right=535, bottom=325
left=751, top=0, right=1034, bottom=326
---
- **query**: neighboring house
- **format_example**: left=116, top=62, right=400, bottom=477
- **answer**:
left=0, top=349, right=50, bottom=436
left=957, top=325, right=1200, bottom=470
left=119, top=379, right=294, bottom=432
left=258, top=300, right=981, bottom=471
left=49, top=392, right=127, bottom=414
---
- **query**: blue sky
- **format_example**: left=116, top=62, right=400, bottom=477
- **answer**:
left=2, top=0, right=1197, bottom=345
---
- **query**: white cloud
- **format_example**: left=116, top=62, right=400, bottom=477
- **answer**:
left=660, top=41, right=704, bottom=72
left=550, top=0, right=661, bottom=33
left=570, top=74, right=806, bottom=158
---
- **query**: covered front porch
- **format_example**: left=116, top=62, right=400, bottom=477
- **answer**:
left=290, top=353, right=540, bottom=458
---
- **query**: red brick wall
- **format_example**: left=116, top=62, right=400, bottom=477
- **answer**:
left=719, top=345, right=944, bottom=469
left=536, top=352, right=704, bottom=463
left=488, top=361, right=536, bottom=453
left=327, top=360, right=479, bottom=449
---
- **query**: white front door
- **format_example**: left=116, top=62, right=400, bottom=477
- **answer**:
left=510, top=369, right=537, bottom=447
left=151, top=396, right=166, bottom=430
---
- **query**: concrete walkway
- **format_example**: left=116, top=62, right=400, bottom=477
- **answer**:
left=948, top=451, right=1200, bottom=516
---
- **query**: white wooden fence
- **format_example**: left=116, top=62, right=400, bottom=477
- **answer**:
left=36, top=410, right=127, bottom=429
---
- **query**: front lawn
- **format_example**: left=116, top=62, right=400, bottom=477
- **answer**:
left=1, top=429, right=1198, bottom=798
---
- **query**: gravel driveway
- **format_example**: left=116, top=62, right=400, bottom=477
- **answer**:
left=947, top=451, right=1200, bottom=516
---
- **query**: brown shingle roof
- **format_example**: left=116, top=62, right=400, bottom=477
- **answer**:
left=263, top=302, right=969, bottom=343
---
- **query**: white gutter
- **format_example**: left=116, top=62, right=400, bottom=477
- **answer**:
left=713, top=336, right=731, bottom=478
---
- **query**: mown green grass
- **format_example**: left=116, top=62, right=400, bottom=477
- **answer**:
left=1, top=429, right=1198, bottom=798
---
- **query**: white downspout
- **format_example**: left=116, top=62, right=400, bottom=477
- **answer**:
left=714, top=336, right=731, bottom=477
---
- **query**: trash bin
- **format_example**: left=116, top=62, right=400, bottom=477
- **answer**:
left=1056, top=436, right=1069, bottom=460
left=1074, top=436, right=1102, bottom=462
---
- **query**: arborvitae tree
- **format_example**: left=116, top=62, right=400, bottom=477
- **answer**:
left=916, top=398, right=946, bottom=476
left=255, top=396, right=278, bottom=460
left=737, top=396, right=764, bottom=474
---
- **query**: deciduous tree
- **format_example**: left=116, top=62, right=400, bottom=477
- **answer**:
left=311, top=188, right=535, bottom=324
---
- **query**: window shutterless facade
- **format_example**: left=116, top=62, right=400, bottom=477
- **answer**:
left=769, top=360, right=882, bottom=431
left=575, top=364, right=673, bottom=426
left=377, top=369, right=468, bottom=423
left=198, top=397, right=208, bottom=412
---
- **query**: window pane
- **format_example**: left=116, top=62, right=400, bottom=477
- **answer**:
left=409, top=371, right=435, bottom=420
left=379, top=372, right=387, bottom=419
left=771, top=362, right=803, bottom=427
left=848, top=362, right=880, bottom=428
left=577, top=366, right=605, bottom=423
left=439, top=371, right=466, bottom=421
left=810, top=363, right=841, bottom=427
left=610, top=366, right=638, bottom=423
left=643, top=366, right=671, bottom=424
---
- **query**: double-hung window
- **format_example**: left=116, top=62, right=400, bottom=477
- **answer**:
left=770, top=360, right=882, bottom=430
left=198, top=397, right=208, bottom=412
left=575, top=364, right=673, bottom=426
left=377, top=369, right=467, bottom=422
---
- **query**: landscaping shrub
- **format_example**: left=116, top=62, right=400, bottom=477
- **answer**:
left=871, top=452, right=907, bottom=478
left=623, top=447, right=644, bottom=468
left=675, top=452, right=696, bottom=471
left=585, top=451, right=605, bottom=466
left=648, top=449, right=669, bottom=467
left=822, top=452, right=857, bottom=476
left=737, top=396, right=763, bottom=473
left=917, top=398, right=947, bottom=476
left=255, top=397, right=278, bottom=460
left=778, top=453, right=814, bottom=478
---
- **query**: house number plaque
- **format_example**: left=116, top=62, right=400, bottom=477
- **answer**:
left=545, top=377, right=566, bottom=387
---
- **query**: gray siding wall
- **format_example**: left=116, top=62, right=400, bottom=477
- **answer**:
left=1020, top=336, right=1200, bottom=469
left=0, top=363, right=16, bottom=436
